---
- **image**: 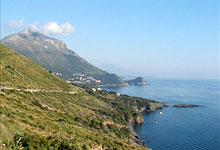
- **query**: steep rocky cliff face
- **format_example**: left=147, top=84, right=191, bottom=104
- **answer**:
left=149, top=103, right=165, bottom=112
left=135, top=116, right=144, bottom=124
left=132, top=103, right=167, bottom=124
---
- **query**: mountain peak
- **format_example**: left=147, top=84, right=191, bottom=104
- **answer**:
left=2, top=28, right=68, bottom=50
left=19, top=28, right=34, bottom=35
left=1, top=30, right=127, bottom=87
left=19, top=28, right=30, bottom=35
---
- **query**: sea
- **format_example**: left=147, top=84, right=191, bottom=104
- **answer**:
left=103, top=78, right=220, bottom=150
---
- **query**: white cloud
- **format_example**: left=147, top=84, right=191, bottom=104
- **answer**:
left=7, top=20, right=24, bottom=28
left=42, top=22, right=75, bottom=35
left=28, top=22, right=75, bottom=36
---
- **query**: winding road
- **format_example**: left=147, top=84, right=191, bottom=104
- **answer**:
left=0, top=86, right=77, bottom=94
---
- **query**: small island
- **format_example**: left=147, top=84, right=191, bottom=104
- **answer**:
left=172, top=104, right=201, bottom=108
left=125, top=77, right=148, bottom=85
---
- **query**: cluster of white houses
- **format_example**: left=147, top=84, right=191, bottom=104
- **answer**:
left=52, top=71, right=121, bottom=96
left=66, top=72, right=101, bottom=84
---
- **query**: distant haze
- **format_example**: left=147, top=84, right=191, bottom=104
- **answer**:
left=2, top=0, right=219, bottom=79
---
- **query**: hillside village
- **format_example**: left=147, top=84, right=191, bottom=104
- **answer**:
left=53, top=72, right=102, bottom=85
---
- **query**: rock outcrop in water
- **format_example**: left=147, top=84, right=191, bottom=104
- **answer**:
left=172, top=104, right=200, bottom=108
left=149, top=103, right=169, bottom=111
left=125, top=77, right=148, bottom=85
left=129, top=102, right=167, bottom=146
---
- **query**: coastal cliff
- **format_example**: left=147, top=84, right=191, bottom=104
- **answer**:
left=129, top=102, right=167, bottom=146
left=149, top=103, right=166, bottom=111
left=136, top=116, right=144, bottom=124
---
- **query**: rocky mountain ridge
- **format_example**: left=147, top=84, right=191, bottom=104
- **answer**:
left=1, top=29, right=127, bottom=87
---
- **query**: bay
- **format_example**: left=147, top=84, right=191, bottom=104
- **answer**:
left=104, top=79, right=220, bottom=150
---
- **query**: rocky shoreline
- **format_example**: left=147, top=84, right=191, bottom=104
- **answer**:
left=129, top=102, right=168, bottom=147
left=129, top=121, right=148, bottom=146
left=129, top=102, right=201, bottom=147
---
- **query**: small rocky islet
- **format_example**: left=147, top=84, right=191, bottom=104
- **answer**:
left=125, top=77, right=149, bottom=85
left=172, top=104, right=201, bottom=108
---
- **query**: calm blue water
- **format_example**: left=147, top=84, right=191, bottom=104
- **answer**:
left=103, top=79, right=220, bottom=150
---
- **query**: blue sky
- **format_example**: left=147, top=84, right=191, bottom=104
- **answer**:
left=1, top=0, right=219, bottom=79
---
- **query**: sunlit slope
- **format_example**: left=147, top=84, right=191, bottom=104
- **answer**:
left=0, top=44, right=150, bottom=149
left=0, top=44, right=80, bottom=91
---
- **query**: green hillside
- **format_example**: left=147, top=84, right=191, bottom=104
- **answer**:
left=0, top=44, right=80, bottom=91
left=1, top=29, right=127, bottom=87
left=0, top=44, right=156, bottom=149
